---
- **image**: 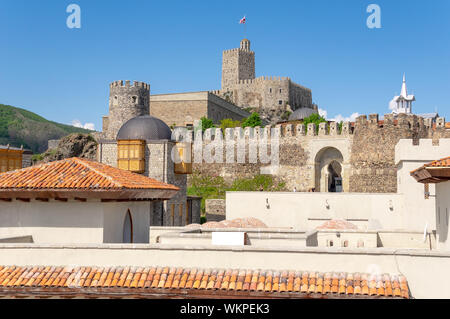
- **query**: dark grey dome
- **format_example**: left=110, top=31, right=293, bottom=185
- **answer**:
left=117, top=115, right=172, bottom=141
left=288, top=107, right=318, bottom=121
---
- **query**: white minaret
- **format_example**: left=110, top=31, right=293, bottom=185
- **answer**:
left=389, top=74, right=415, bottom=114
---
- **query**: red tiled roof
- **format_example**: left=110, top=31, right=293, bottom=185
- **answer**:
left=197, top=218, right=268, bottom=229
left=0, top=158, right=179, bottom=200
left=410, top=156, right=450, bottom=184
left=0, top=157, right=178, bottom=191
left=317, top=220, right=358, bottom=230
left=0, top=266, right=410, bottom=299
left=422, top=156, right=450, bottom=168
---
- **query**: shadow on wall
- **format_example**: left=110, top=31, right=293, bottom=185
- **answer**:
left=437, top=207, right=449, bottom=243
left=0, top=235, right=34, bottom=243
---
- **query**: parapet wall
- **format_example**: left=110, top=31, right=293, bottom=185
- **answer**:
left=110, top=80, right=150, bottom=90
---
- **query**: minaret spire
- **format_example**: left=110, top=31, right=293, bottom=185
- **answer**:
left=400, top=73, right=408, bottom=97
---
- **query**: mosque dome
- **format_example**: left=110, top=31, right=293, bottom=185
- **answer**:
left=116, top=115, right=172, bottom=141
left=288, top=107, right=318, bottom=121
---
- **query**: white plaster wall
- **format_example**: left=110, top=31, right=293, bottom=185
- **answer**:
left=0, top=200, right=151, bottom=244
left=316, top=232, right=377, bottom=248
left=226, top=192, right=405, bottom=230
left=395, top=138, right=450, bottom=232
left=0, top=200, right=104, bottom=244
left=436, top=181, right=450, bottom=250
left=102, top=202, right=151, bottom=244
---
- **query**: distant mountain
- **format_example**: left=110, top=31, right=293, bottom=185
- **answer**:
left=0, top=104, right=93, bottom=153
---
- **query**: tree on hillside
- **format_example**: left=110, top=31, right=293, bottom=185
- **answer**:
left=242, top=112, right=262, bottom=128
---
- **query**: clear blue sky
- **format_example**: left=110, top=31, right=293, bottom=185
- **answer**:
left=0, top=0, right=448, bottom=130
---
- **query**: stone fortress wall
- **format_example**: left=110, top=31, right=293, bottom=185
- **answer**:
left=172, top=113, right=449, bottom=194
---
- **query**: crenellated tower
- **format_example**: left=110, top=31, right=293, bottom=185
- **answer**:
left=102, top=80, right=150, bottom=140
left=221, top=39, right=255, bottom=90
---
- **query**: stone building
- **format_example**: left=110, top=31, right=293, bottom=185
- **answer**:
left=150, top=91, right=252, bottom=127
left=212, top=39, right=316, bottom=123
left=102, top=80, right=150, bottom=140
left=98, top=81, right=201, bottom=226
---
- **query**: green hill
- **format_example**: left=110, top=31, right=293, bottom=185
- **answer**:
left=0, top=104, right=93, bottom=153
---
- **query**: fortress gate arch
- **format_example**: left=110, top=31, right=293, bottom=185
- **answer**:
left=310, top=141, right=351, bottom=192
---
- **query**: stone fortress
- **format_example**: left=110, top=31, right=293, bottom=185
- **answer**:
left=121, top=38, right=316, bottom=127
left=95, top=39, right=449, bottom=228
left=212, top=39, right=317, bottom=123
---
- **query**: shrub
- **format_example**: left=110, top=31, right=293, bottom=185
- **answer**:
left=219, top=118, right=241, bottom=131
left=200, top=117, right=215, bottom=131
left=242, top=112, right=262, bottom=128
left=303, top=113, right=327, bottom=133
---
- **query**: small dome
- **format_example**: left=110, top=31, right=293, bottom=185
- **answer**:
left=117, top=115, right=172, bottom=141
left=288, top=107, right=318, bottom=121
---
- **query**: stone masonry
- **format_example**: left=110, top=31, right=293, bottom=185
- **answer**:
left=213, top=39, right=314, bottom=123
left=102, top=80, right=150, bottom=140
left=172, top=113, right=449, bottom=194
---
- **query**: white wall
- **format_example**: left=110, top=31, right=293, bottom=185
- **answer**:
left=226, top=192, right=405, bottom=230
left=0, top=200, right=151, bottom=244
left=436, top=181, right=450, bottom=250
left=102, top=202, right=151, bottom=244
left=0, top=200, right=104, bottom=244
left=395, top=138, right=450, bottom=231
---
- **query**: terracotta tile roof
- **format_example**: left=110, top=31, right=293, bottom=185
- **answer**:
left=189, top=217, right=268, bottom=229
left=411, top=156, right=450, bottom=184
left=0, top=157, right=178, bottom=191
left=317, top=219, right=358, bottom=230
left=422, top=156, right=450, bottom=168
left=0, top=266, right=409, bottom=299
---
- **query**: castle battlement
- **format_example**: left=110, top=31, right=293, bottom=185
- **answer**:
left=172, top=113, right=447, bottom=144
left=222, top=47, right=255, bottom=55
left=354, top=113, right=446, bottom=130
left=110, top=80, right=150, bottom=90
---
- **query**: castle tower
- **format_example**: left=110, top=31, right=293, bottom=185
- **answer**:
left=389, top=74, right=415, bottom=114
left=103, top=80, right=150, bottom=139
left=221, top=39, right=255, bottom=90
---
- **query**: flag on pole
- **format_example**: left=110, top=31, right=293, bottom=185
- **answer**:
left=239, top=16, right=246, bottom=24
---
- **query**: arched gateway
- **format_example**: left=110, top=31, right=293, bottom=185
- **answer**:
left=314, top=147, right=345, bottom=193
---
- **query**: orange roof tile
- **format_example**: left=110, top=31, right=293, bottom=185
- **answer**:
left=0, top=157, right=179, bottom=200
left=0, top=266, right=410, bottom=299
left=411, top=156, right=450, bottom=184
left=316, top=219, right=358, bottom=230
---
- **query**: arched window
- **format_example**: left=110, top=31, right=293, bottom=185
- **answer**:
left=123, top=209, right=133, bottom=243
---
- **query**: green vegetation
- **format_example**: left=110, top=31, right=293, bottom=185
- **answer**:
left=200, top=117, right=215, bottom=131
left=281, top=111, right=292, bottom=121
left=188, top=173, right=286, bottom=214
left=219, top=118, right=241, bottom=131
left=0, top=104, right=92, bottom=153
left=242, top=112, right=262, bottom=128
left=303, top=113, right=327, bottom=133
